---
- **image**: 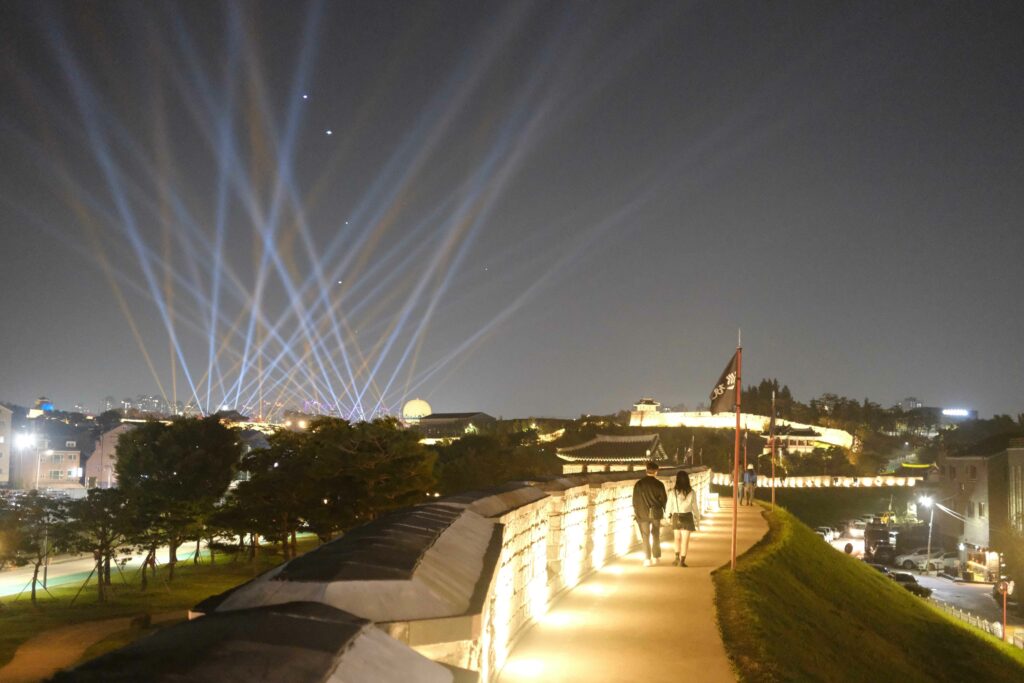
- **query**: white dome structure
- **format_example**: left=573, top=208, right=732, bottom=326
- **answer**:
left=402, top=398, right=432, bottom=424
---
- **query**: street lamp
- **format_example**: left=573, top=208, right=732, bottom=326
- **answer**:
left=919, top=496, right=935, bottom=573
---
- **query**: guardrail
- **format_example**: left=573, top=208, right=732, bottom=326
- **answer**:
left=712, top=472, right=921, bottom=489
left=928, top=598, right=1022, bottom=648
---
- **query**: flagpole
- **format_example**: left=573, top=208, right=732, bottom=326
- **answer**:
left=771, top=390, right=777, bottom=511
left=731, top=340, right=743, bottom=570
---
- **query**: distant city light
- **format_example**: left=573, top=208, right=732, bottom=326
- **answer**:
left=942, top=408, right=970, bottom=417
left=325, top=129, right=333, bottom=135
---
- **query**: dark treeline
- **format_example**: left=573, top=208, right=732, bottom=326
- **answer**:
left=3, top=401, right=1022, bottom=606
left=0, top=415, right=569, bottom=604
left=0, top=416, right=437, bottom=603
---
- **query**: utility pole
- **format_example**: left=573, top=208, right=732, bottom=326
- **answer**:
left=771, top=390, right=777, bottom=510
left=731, top=334, right=743, bottom=570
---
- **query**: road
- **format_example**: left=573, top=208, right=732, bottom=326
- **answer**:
left=821, top=532, right=1023, bottom=634
left=0, top=545, right=202, bottom=599
left=916, top=574, right=1023, bottom=626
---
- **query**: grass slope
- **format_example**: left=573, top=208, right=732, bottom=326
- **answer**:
left=714, top=506, right=1024, bottom=682
left=0, top=540, right=317, bottom=670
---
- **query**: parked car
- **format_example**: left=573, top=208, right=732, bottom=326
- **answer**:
left=865, top=561, right=890, bottom=575
left=815, top=527, right=835, bottom=542
left=848, top=520, right=867, bottom=539
left=897, top=548, right=942, bottom=573
left=867, top=542, right=896, bottom=566
left=895, top=547, right=945, bottom=570
left=922, top=551, right=961, bottom=573
left=890, top=572, right=933, bottom=597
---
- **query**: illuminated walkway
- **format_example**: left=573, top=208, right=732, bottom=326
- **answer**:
left=499, top=498, right=768, bottom=683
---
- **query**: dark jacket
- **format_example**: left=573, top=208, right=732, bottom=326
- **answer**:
left=632, top=475, right=668, bottom=519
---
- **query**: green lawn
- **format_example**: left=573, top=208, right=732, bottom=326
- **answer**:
left=713, top=506, right=1024, bottom=682
left=0, top=539, right=318, bottom=670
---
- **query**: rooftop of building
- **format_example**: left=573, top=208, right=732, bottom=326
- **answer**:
left=556, top=433, right=667, bottom=462
left=417, top=412, right=494, bottom=421
left=761, top=424, right=820, bottom=437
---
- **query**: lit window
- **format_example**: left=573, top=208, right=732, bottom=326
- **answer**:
left=979, top=502, right=985, bottom=518
left=66, top=440, right=76, bottom=448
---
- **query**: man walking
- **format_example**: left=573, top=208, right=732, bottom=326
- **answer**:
left=742, top=463, right=757, bottom=505
left=632, top=461, right=668, bottom=566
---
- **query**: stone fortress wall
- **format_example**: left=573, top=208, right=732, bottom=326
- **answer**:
left=168, top=467, right=710, bottom=682
left=631, top=410, right=856, bottom=450
left=407, top=467, right=712, bottom=680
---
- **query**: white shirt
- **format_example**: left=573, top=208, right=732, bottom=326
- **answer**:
left=665, top=489, right=700, bottom=526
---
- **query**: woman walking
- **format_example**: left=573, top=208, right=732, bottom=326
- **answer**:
left=666, top=470, right=700, bottom=567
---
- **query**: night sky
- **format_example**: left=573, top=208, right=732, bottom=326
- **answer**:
left=1, top=1, right=1022, bottom=419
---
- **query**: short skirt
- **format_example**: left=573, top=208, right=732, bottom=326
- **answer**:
left=672, top=512, right=695, bottom=531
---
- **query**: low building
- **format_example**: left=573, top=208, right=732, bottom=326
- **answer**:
left=936, top=436, right=1024, bottom=581
left=761, top=424, right=826, bottom=456
left=556, top=433, right=668, bottom=474
left=0, top=404, right=11, bottom=486
left=414, top=412, right=496, bottom=440
left=85, top=423, right=134, bottom=489
left=10, top=418, right=94, bottom=494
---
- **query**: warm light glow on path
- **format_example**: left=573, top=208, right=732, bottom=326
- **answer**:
left=498, top=499, right=767, bottom=683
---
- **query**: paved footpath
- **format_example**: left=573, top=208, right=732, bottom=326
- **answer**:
left=499, top=497, right=768, bottom=683
left=0, top=611, right=185, bottom=683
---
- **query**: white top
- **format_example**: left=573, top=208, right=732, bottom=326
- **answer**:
left=665, top=489, right=700, bottom=526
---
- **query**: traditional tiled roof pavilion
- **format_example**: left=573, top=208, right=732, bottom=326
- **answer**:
left=556, top=433, right=668, bottom=474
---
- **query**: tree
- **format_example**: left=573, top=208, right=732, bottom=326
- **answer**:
left=96, top=409, right=123, bottom=432
left=115, top=416, right=241, bottom=580
left=226, top=417, right=436, bottom=555
left=345, top=418, right=436, bottom=518
left=229, top=428, right=315, bottom=558
left=65, top=489, right=133, bottom=602
left=433, top=434, right=560, bottom=494
left=0, top=492, right=70, bottom=603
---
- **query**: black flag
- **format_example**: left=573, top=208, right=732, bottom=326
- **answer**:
left=709, top=352, right=739, bottom=414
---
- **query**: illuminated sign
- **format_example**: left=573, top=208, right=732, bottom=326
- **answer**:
left=942, top=409, right=970, bottom=417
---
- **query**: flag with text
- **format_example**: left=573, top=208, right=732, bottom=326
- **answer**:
left=709, top=352, right=739, bottom=414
